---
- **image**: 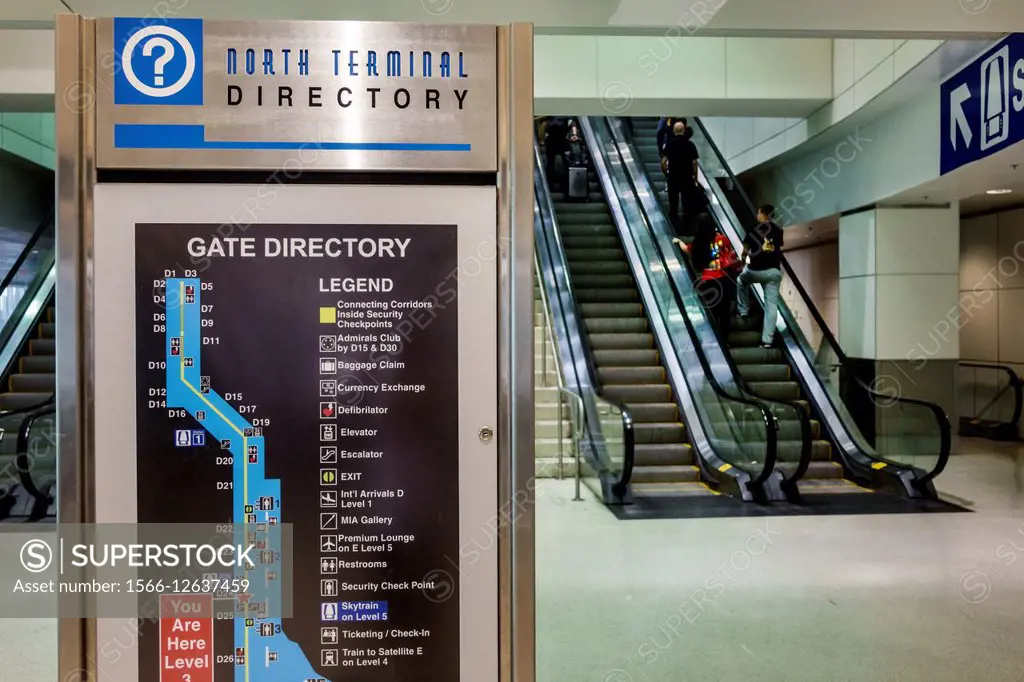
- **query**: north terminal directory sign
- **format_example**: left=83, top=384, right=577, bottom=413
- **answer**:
left=56, top=15, right=534, bottom=682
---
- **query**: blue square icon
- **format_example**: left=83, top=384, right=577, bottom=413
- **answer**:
left=113, top=18, right=204, bottom=106
left=191, top=430, right=206, bottom=447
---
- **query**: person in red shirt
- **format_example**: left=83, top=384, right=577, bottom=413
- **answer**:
left=674, top=213, right=742, bottom=338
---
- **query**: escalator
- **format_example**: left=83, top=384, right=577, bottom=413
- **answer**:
left=0, top=215, right=58, bottom=521
left=538, top=123, right=790, bottom=507
left=630, top=118, right=848, bottom=493
left=539, top=142, right=702, bottom=494
left=624, top=116, right=950, bottom=500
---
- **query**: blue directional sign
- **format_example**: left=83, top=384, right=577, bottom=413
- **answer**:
left=941, top=33, right=1024, bottom=175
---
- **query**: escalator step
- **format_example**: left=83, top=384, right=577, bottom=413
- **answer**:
left=557, top=224, right=617, bottom=238
left=631, top=464, right=700, bottom=484
left=571, top=274, right=635, bottom=289
left=579, top=302, right=644, bottom=318
left=565, top=247, right=625, bottom=261
left=587, top=332, right=654, bottom=349
left=553, top=201, right=610, bottom=213
left=727, top=331, right=762, bottom=347
left=567, top=261, right=630, bottom=275
left=585, top=318, right=648, bottom=334
left=746, top=381, right=801, bottom=401
left=602, top=383, right=673, bottom=403
left=772, top=440, right=833, bottom=461
left=730, top=347, right=784, bottom=364
left=736, top=364, right=790, bottom=382
left=801, top=461, right=846, bottom=480
left=38, top=323, right=56, bottom=339
left=20, top=356, right=55, bottom=374
left=633, top=422, right=687, bottom=444
left=9, top=374, right=55, bottom=393
left=623, top=402, right=678, bottom=423
left=0, top=393, right=53, bottom=410
left=593, top=349, right=659, bottom=366
left=29, top=339, right=55, bottom=356
left=810, top=440, right=834, bottom=461
left=575, top=288, right=639, bottom=303
left=561, top=235, right=620, bottom=249
left=634, top=442, right=694, bottom=466
left=598, top=366, right=665, bottom=385
left=559, top=211, right=613, bottom=223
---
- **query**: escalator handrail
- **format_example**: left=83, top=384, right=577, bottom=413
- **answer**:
left=15, top=401, right=56, bottom=504
left=691, top=116, right=952, bottom=484
left=609, top=117, right=813, bottom=487
left=533, top=137, right=637, bottom=492
left=960, top=361, right=1024, bottom=427
left=584, top=117, right=779, bottom=488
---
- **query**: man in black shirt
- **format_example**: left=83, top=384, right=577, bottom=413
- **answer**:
left=737, top=204, right=785, bottom=348
left=663, top=122, right=699, bottom=230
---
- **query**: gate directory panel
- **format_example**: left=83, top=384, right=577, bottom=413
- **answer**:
left=58, top=15, right=532, bottom=682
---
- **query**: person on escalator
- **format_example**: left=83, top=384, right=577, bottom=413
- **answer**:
left=563, top=122, right=590, bottom=201
left=543, top=116, right=568, bottom=190
left=657, top=116, right=687, bottom=156
left=736, top=204, right=785, bottom=349
left=672, top=213, right=741, bottom=339
left=663, top=122, right=700, bottom=231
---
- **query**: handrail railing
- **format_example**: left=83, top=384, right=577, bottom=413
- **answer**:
left=533, top=136, right=636, bottom=501
left=959, top=361, right=1023, bottom=429
left=691, top=116, right=952, bottom=490
left=532, top=247, right=587, bottom=481
left=608, top=116, right=813, bottom=493
left=15, top=402, right=56, bottom=506
left=584, top=117, right=778, bottom=500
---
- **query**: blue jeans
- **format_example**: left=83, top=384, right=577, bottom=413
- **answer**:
left=737, top=267, right=783, bottom=345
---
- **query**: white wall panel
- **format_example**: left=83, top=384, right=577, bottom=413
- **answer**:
left=959, top=214, right=999, bottom=291
left=875, top=207, right=960, bottom=276
left=875, top=274, right=960, bottom=360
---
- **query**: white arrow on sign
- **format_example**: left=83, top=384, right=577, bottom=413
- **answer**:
left=951, top=82, right=973, bottom=150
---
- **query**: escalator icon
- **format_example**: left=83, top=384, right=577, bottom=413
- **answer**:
left=980, top=46, right=1010, bottom=151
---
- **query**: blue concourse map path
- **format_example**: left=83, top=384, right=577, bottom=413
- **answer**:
left=166, top=278, right=323, bottom=682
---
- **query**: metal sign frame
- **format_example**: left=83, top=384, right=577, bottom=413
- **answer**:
left=56, top=14, right=534, bottom=682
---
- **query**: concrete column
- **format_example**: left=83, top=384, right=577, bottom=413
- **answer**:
left=838, top=205, right=960, bottom=437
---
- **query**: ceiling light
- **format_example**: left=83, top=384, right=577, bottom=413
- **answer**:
left=986, top=188, right=1013, bottom=195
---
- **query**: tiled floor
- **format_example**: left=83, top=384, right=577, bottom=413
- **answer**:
left=537, top=438, right=1024, bottom=681
left=5, top=439, right=1024, bottom=680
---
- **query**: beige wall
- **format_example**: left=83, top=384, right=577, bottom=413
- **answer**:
left=781, top=241, right=839, bottom=350
left=959, top=208, right=1024, bottom=425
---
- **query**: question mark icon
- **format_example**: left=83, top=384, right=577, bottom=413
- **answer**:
left=143, top=37, right=175, bottom=86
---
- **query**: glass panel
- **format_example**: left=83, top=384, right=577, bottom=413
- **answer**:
left=0, top=219, right=55, bottom=333
left=688, top=117, right=949, bottom=480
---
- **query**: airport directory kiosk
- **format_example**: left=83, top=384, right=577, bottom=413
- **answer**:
left=56, top=15, right=534, bottom=682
